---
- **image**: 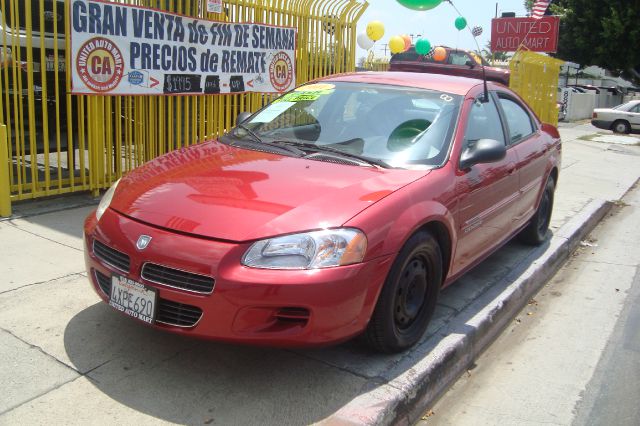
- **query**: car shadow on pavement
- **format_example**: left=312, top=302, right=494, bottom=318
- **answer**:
left=62, top=235, right=550, bottom=424
left=63, top=302, right=371, bottom=425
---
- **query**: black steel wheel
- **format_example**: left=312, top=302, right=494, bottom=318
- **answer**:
left=364, top=231, right=442, bottom=353
left=519, top=177, right=555, bottom=245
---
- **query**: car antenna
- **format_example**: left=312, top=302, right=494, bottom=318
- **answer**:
left=445, top=0, right=490, bottom=103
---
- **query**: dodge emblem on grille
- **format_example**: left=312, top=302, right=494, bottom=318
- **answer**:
left=136, top=235, right=152, bottom=250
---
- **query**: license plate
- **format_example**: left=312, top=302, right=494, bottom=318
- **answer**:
left=109, top=275, right=157, bottom=324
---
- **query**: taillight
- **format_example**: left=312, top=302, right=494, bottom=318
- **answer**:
left=592, top=112, right=597, bottom=118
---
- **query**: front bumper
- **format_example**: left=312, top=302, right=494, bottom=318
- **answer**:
left=84, top=208, right=393, bottom=347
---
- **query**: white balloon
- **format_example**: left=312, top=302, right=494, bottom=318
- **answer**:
left=357, top=32, right=375, bottom=50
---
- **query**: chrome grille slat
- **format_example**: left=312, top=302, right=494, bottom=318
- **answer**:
left=141, top=263, right=215, bottom=293
left=93, top=240, right=131, bottom=272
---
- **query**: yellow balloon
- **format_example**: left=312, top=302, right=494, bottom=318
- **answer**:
left=389, top=35, right=406, bottom=54
left=366, top=21, right=385, bottom=42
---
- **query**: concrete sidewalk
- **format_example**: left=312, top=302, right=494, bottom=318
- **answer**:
left=1, top=124, right=639, bottom=425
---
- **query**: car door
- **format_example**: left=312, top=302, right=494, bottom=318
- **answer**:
left=446, top=50, right=478, bottom=79
left=626, top=103, right=640, bottom=130
left=495, top=92, right=549, bottom=228
left=453, top=94, right=520, bottom=275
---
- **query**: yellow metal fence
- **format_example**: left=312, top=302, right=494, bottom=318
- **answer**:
left=0, top=0, right=368, bottom=215
left=509, top=50, right=564, bottom=127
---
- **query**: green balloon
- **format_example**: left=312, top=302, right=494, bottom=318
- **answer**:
left=455, top=16, right=467, bottom=30
left=415, top=38, right=432, bottom=55
left=396, top=0, right=443, bottom=11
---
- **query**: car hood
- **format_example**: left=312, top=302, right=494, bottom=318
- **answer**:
left=110, top=141, right=427, bottom=241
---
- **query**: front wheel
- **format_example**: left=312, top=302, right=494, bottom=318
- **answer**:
left=364, top=231, right=442, bottom=353
left=519, top=177, right=555, bottom=245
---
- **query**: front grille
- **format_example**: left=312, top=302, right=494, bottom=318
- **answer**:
left=95, top=269, right=111, bottom=296
left=93, top=239, right=130, bottom=272
left=141, top=263, right=215, bottom=293
left=156, top=300, right=203, bottom=327
left=94, top=271, right=203, bottom=328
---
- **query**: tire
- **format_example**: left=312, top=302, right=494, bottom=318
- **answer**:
left=364, top=231, right=442, bottom=353
left=612, top=120, right=631, bottom=134
left=519, top=177, right=555, bottom=245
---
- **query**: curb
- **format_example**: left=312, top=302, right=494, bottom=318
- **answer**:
left=325, top=199, right=612, bottom=426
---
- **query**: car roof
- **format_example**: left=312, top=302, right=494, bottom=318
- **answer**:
left=317, top=72, right=486, bottom=96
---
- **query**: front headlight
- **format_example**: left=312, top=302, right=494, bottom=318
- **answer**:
left=95, top=179, right=120, bottom=222
left=242, top=228, right=367, bottom=270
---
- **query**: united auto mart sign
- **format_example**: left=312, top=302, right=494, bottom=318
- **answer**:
left=490, top=16, right=560, bottom=53
left=69, top=0, right=296, bottom=96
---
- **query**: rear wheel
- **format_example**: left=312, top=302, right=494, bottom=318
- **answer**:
left=364, top=231, right=442, bottom=353
left=612, top=120, right=631, bottom=134
left=519, top=177, right=555, bottom=245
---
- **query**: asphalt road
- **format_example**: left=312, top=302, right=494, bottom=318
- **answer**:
left=573, top=256, right=640, bottom=425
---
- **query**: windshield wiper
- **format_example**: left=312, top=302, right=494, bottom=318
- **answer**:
left=230, top=125, right=306, bottom=157
left=233, top=123, right=263, bottom=144
left=276, top=140, right=391, bottom=168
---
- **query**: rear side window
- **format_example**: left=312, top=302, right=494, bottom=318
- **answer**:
left=463, top=98, right=505, bottom=149
left=391, top=47, right=436, bottom=63
left=391, top=49, right=421, bottom=62
left=498, top=97, right=535, bottom=144
left=448, top=52, right=470, bottom=66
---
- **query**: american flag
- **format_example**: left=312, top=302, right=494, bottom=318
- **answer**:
left=531, top=0, right=551, bottom=20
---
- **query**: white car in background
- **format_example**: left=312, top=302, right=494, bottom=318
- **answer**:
left=591, top=100, right=640, bottom=134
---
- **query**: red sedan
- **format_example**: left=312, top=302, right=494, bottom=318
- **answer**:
left=84, top=72, right=561, bottom=353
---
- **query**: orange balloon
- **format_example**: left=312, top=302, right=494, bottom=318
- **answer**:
left=401, top=34, right=412, bottom=51
left=433, top=46, right=446, bottom=61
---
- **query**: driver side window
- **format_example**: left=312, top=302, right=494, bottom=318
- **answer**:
left=463, top=98, right=506, bottom=152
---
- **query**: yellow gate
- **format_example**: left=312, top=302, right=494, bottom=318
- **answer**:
left=0, top=0, right=368, bottom=216
left=509, top=50, right=564, bottom=127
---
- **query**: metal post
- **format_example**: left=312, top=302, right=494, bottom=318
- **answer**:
left=0, top=124, right=12, bottom=217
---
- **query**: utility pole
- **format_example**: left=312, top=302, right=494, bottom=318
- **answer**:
left=379, top=43, right=389, bottom=57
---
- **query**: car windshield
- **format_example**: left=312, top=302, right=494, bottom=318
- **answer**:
left=230, top=82, right=462, bottom=169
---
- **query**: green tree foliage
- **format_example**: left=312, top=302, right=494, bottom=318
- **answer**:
left=550, top=0, right=640, bottom=81
left=481, top=41, right=511, bottom=62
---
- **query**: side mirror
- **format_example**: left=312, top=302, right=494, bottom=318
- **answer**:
left=236, top=112, right=252, bottom=125
left=459, top=138, right=506, bottom=170
left=465, top=60, right=475, bottom=68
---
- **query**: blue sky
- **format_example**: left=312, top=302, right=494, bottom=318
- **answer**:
left=356, top=0, right=528, bottom=59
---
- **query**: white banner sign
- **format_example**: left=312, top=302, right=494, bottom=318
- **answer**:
left=70, top=0, right=297, bottom=95
left=207, top=0, right=223, bottom=14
